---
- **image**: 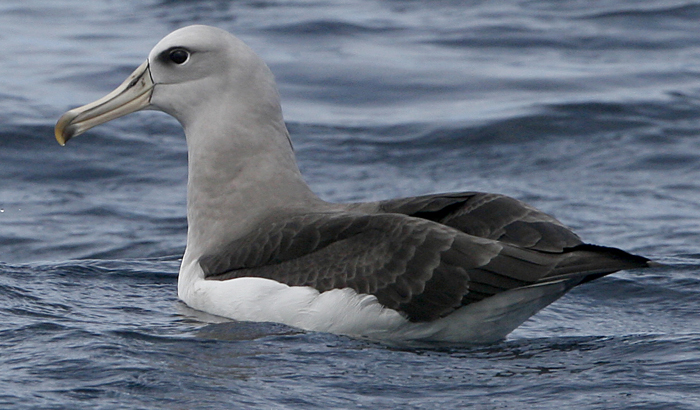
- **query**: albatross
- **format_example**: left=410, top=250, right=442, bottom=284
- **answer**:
left=55, top=25, right=652, bottom=344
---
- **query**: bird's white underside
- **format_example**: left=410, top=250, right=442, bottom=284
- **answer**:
left=178, top=253, right=569, bottom=344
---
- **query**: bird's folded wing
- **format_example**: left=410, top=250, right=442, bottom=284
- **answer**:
left=199, top=212, right=645, bottom=322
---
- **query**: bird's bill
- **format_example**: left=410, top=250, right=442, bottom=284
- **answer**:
left=55, top=60, right=154, bottom=146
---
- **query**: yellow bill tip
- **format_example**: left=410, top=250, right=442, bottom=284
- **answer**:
left=54, top=109, right=78, bottom=146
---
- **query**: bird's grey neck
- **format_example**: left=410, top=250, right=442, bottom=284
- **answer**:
left=182, top=118, right=328, bottom=256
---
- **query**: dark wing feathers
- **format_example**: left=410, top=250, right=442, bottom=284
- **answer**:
left=544, top=243, right=652, bottom=281
left=378, top=192, right=583, bottom=252
left=201, top=192, right=650, bottom=322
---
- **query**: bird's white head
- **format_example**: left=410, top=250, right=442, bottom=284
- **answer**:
left=55, top=25, right=284, bottom=147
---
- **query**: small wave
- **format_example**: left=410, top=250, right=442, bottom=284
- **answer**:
left=265, top=19, right=402, bottom=37
left=580, top=3, right=700, bottom=22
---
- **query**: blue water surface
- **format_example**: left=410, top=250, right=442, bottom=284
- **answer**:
left=1, top=0, right=699, bottom=409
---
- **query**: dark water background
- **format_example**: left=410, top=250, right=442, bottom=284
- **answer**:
left=2, top=0, right=700, bottom=408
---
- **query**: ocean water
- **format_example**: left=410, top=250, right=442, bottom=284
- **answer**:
left=1, top=0, right=700, bottom=408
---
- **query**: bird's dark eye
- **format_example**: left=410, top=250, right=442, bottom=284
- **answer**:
left=168, top=48, right=190, bottom=64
